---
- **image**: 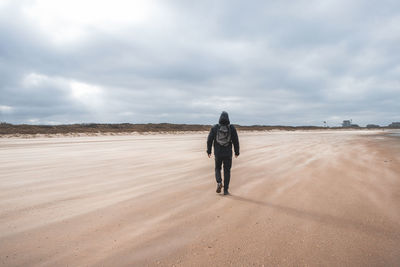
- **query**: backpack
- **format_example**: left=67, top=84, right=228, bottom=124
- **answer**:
left=216, top=124, right=231, bottom=146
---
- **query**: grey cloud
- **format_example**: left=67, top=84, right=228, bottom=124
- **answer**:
left=0, top=0, right=399, bottom=126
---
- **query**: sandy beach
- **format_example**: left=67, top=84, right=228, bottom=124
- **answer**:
left=0, top=130, right=399, bottom=266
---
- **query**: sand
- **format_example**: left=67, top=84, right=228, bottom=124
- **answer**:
left=0, top=130, right=399, bottom=266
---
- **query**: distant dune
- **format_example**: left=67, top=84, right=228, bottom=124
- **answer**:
left=0, top=122, right=371, bottom=136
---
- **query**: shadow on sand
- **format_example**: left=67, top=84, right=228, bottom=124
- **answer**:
left=228, top=194, right=399, bottom=241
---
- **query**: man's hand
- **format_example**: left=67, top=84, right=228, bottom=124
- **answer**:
left=235, top=154, right=239, bottom=158
left=208, top=154, right=211, bottom=158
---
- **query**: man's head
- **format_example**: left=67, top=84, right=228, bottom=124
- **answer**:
left=219, top=111, right=230, bottom=125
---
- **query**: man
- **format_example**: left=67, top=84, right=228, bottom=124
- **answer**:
left=207, top=111, right=240, bottom=195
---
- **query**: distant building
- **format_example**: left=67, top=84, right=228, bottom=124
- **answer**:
left=342, top=120, right=351, bottom=127
left=366, top=124, right=380, bottom=128
left=342, top=120, right=359, bottom=128
left=388, top=122, right=400, bottom=128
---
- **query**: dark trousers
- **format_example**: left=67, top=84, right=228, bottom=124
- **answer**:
left=215, top=156, right=232, bottom=190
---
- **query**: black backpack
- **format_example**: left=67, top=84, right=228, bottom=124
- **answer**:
left=216, top=124, right=231, bottom=146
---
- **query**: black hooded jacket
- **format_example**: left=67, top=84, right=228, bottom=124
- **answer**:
left=207, top=111, right=240, bottom=158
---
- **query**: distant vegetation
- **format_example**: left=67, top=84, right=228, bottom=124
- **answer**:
left=1, top=122, right=398, bottom=135
left=0, top=122, right=345, bottom=135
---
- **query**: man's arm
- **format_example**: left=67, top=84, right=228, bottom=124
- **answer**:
left=231, top=126, right=240, bottom=157
left=207, top=126, right=215, bottom=156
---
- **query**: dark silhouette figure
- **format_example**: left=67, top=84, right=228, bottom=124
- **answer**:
left=207, top=111, right=240, bottom=195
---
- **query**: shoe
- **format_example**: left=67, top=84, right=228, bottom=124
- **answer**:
left=216, top=183, right=222, bottom=193
left=223, top=190, right=230, bottom=195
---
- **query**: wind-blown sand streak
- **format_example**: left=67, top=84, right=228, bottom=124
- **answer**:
left=0, top=130, right=399, bottom=266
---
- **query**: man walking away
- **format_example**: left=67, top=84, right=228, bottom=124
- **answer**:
left=207, top=111, right=240, bottom=195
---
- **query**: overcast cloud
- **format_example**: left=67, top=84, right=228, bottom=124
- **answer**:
left=0, top=0, right=399, bottom=126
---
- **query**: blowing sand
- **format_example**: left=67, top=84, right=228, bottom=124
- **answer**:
left=1, top=130, right=399, bottom=266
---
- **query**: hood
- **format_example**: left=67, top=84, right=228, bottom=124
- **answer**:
left=219, top=111, right=230, bottom=125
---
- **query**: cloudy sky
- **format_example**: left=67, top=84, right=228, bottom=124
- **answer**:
left=0, top=0, right=399, bottom=126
